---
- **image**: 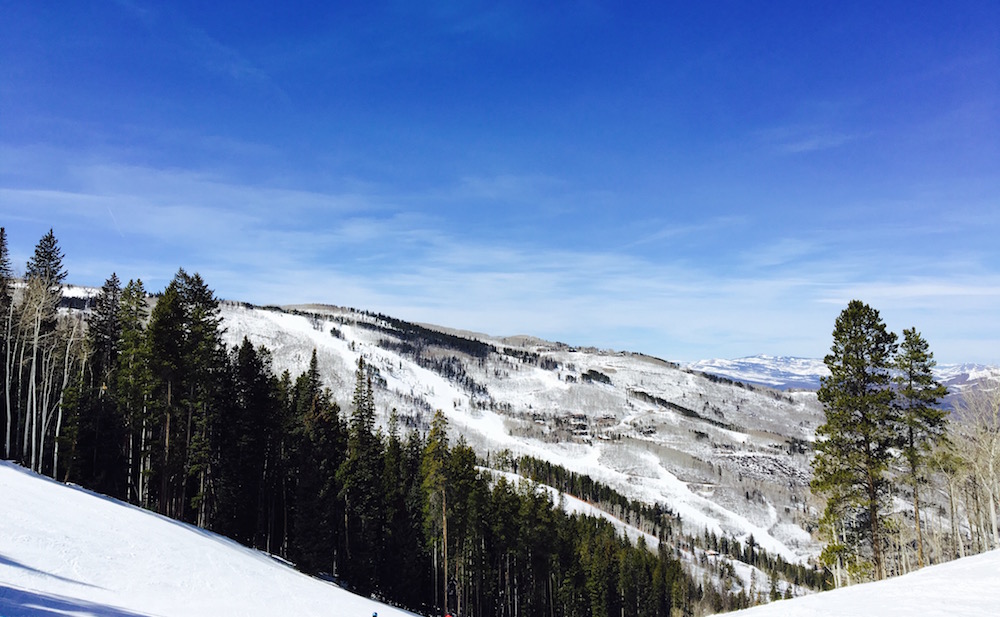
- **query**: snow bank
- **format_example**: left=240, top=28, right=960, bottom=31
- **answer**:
left=728, top=549, right=1000, bottom=617
left=0, top=461, right=413, bottom=617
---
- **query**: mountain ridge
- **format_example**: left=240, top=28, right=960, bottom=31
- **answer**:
left=219, top=301, right=824, bottom=565
left=686, top=354, right=1000, bottom=392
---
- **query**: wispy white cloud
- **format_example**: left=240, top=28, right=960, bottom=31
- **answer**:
left=452, top=173, right=566, bottom=202
left=754, top=124, right=863, bottom=154
left=3, top=151, right=999, bottom=365
left=623, top=216, right=745, bottom=249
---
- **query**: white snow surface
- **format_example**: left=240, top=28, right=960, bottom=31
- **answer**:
left=728, top=549, right=1000, bottom=617
left=0, top=461, right=413, bottom=617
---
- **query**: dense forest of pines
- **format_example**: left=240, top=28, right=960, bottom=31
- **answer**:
left=3, top=227, right=1000, bottom=615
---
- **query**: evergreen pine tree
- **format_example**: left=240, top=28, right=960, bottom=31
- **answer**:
left=146, top=280, right=187, bottom=517
left=213, top=338, right=281, bottom=545
left=69, top=273, right=126, bottom=495
left=379, top=410, right=430, bottom=606
left=116, top=279, right=152, bottom=506
left=25, top=228, right=67, bottom=309
left=422, top=409, right=451, bottom=616
left=88, top=273, right=122, bottom=383
left=812, top=300, right=899, bottom=580
left=291, top=349, right=346, bottom=575
left=175, top=271, right=226, bottom=527
left=894, top=327, right=948, bottom=568
left=337, top=357, right=384, bottom=594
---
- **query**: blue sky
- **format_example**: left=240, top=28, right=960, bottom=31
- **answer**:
left=2, top=1, right=998, bottom=364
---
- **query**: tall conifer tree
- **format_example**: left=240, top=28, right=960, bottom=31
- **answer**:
left=25, top=229, right=67, bottom=286
left=117, top=279, right=151, bottom=505
left=812, top=300, right=899, bottom=580
left=146, top=280, right=186, bottom=517
left=69, top=273, right=126, bottom=495
left=894, top=327, right=948, bottom=567
left=422, top=409, right=451, bottom=616
left=338, top=357, right=384, bottom=594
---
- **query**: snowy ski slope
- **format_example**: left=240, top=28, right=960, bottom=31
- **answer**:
left=0, top=461, right=412, bottom=617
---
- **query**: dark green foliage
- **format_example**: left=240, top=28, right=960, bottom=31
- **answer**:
left=628, top=389, right=742, bottom=431
left=144, top=279, right=188, bottom=517
left=211, top=339, right=283, bottom=547
left=289, top=349, right=346, bottom=575
left=355, top=312, right=495, bottom=358
left=378, top=412, right=431, bottom=607
left=813, top=300, right=899, bottom=580
left=581, top=369, right=612, bottom=385
left=894, top=327, right=948, bottom=567
left=116, top=279, right=152, bottom=505
left=25, top=228, right=67, bottom=292
left=895, top=328, right=948, bottom=472
left=66, top=274, right=127, bottom=496
left=338, top=358, right=385, bottom=594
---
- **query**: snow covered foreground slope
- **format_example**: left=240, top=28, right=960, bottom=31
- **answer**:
left=729, top=549, right=1000, bottom=617
left=0, top=461, right=411, bottom=617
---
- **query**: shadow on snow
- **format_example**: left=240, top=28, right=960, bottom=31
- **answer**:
left=0, top=585, right=152, bottom=617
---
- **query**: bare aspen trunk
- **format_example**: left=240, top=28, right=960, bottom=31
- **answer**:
left=912, top=463, right=925, bottom=567
left=947, top=478, right=963, bottom=559
left=27, top=308, right=40, bottom=471
left=3, top=300, right=14, bottom=458
left=987, top=483, right=1000, bottom=550
left=197, top=470, right=207, bottom=528
left=53, top=321, right=81, bottom=478
left=16, top=325, right=29, bottom=461
left=139, top=413, right=149, bottom=507
left=985, top=452, right=1000, bottom=550
left=868, top=471, right=885, bottom=580
left=127, top=421, right=135, bottom=502
left=160, top=380, right=172, bottom=515
left=39, top=335, right=57, bottom=474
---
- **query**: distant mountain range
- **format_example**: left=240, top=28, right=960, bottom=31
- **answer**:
left=686, top=354, right=1000, bottom=394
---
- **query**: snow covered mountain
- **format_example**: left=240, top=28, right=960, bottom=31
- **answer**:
left=687, top=354, right=1000, bottom=394
left=220, top=302, right=824, bottom=564
left=686, top=356, right=829, bottom=391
